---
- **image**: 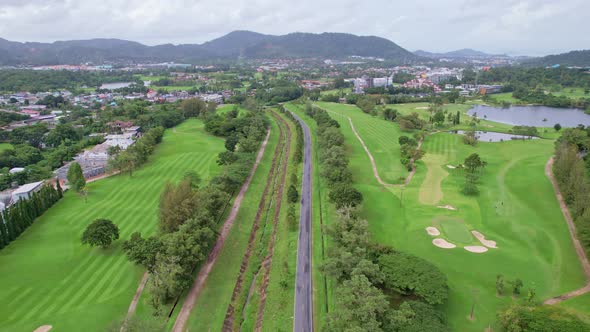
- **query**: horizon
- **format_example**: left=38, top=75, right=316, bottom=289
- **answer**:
left=0, top=1, right=589, bottom=57
left=0, top=30, right=583, bottom=58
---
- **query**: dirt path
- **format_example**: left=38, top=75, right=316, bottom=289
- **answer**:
left=222, top=116, right=285, bottom=331
left=340, top=113, right=422, bottom=188
left=543, top=156, right=590, bottom=304
left=171, top=129, right=271, bottom=332
left=255, top=112, right=292, bottom=331
left=120, top=272, right=149, bottom=331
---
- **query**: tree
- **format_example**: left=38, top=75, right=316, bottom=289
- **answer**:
left=158, top=180, right=197, bottom=233
left=66, top=162, right=86, bottom=192
left=463, top=130, right=478, bottom=146
left=496, top=274, right=505, bottom=295
left=433, top=110, right=445, bottom=125
left=325, top=274, right=388, bottom=332
left=510, top=278, right=524, bottom=296
left=378, top=252, right=449, bottom=305
left=328, top=184, right=363, bottom=209
left=287, top=184, right=299, bottom=203
left=463, top=153, right=487, bottom=195
left=554, top=123, right=562, bottom=132
left=81, top=219, right=120, bottom=248
left=123, top=232, right=163, bottom=273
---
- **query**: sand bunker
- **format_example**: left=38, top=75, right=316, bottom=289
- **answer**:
left=34, top=326, right=52, bottom=332
left=464, top=246, right=488, bottom=253
left=426, top=227, right=440, bottom=236
left=446, top=165, right=456, bottom=169
left=437, top=205, right=457, bottom=210
left=471, top=230, right=498, bottom=248
left=415, top=106, right=429, bottom=109
left=433, top=238, right=456, bottom=249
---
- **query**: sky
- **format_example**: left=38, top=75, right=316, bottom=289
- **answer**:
left=0, top=0, right=588, bottom=56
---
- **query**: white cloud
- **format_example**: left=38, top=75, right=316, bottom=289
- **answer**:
left=0, top=0, right=588, bottom=55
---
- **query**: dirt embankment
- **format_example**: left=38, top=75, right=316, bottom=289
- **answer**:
left=255, top=112, right=292, bottom=331
left=222, top=115, right=287, bottom=331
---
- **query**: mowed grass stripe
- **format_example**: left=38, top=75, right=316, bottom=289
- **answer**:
left=0, top=119, right=224, bottom=332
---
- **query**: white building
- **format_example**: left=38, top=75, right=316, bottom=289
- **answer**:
left=11, top=181, right=44, bottom=204
left=104, top=133, right=135, bottom=150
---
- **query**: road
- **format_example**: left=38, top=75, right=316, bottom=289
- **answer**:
left=291, top=112, right=313, bottom=332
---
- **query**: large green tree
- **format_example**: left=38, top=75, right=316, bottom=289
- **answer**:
left=81, top=219, right=120, bottom=248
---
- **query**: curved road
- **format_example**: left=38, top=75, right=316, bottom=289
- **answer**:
left=291, top=112, right=314, bottom=332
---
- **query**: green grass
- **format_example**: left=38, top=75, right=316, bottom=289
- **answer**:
left=549, top=87, right=589, bottom=99
left=320, top=88, right=351, bottom=96
left=0, top=143, right=13, bottom=152
left=316, top=102, right=588, bottom=331
left=216, top=104, right=249, bottom=117
left=151, top=85, right=199, bottom=92
left=0, top=119, right=224, bottom=332
left=316, top=102, right=409, bottom=184
left=185, top=114, right=280, bottom=331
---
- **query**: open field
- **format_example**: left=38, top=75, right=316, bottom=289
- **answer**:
left=550, top=87, right=589, bottom=99
left=316, top=102, right=587, bottom=331
left=0, top=119, right=224, bottom=332
left=216, top=104, right=249, bottom=117
left=151, top=85, right=199, bottom=92
left=320, top=88, right=351, bottom=95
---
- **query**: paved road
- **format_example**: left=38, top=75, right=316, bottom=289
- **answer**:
left=291, top=112, right=313, bottom=332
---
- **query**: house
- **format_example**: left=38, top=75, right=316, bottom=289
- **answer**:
left=11, top=181, right=44, bottom=204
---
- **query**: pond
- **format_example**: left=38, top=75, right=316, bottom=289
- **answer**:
left=453, top=130, right=538, bottom=142
left=467, top=105, right=590, bottom=127
left=99, top=82, right=134, bottom=90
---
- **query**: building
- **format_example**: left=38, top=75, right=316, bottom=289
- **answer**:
left=11, top=181, right=44, bottom=204
left=104, top=133, right=135, bottom=150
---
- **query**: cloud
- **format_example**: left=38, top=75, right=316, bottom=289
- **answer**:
left=0, top=0, right=588, bottom=55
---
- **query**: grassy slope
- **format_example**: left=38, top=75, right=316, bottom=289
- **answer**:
left=184, top=114, right=280, bottom=331
left=0, top=119, right=223, bottom=332
left=318, top=102, right=587, bottom=331
left=259, top=111, right=298, bottom=332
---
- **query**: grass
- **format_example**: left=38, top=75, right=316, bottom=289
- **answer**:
left=317, top=102, right=588, bottom=331
left=184, top=112, right=281, bottom=331
left=320, top=88, right=351, bottom=96
left=0, top=119, right=224, bottom=332
left=0, top=143, right=13, bottom=152
left=549, top=87, right=589, bottom=99
left=151, top=85, right=199, bottom=92
left=316, top=102, right=409, bottom=184
left=216, top=104, right=249, bottom=117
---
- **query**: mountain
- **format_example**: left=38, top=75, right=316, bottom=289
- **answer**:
left=242, top=32, right=417, bottom=60
left=522, top=50, right=590, bottom=67
left=414, top=48, right=505, bottom=58
left=0, top=31, right=418, bottom=65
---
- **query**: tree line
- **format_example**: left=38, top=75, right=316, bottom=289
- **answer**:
left=553, top=126, right=590, bottom=254
left=0, top=183, right=63, bottom=250
left=303, top=102, right=364, bottom=209
left=122, top=107, right=269, bottom=314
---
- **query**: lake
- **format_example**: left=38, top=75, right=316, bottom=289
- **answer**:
left=99, top=82, right=134, bottom=90
left=467, top=105, right=590, bottom=127
left=453, top=130, right=538, bottom=142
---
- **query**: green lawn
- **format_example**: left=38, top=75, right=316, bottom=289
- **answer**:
left=550, top=87, right=589, bottom=99
left=0, top=143, right=13, bottom=152
left=316, top=102, right=588, bottom=331
left=152, top=85, right=199, bottom=92
left=0, top=119, right=224, bottom=332
left=216, top=104, right=249, bottom=117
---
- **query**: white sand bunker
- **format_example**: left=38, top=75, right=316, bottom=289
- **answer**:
left=34, top=326, right=52, bottom=332
left=426, top=227, right=440, bottom=236
left=433, top=238, right=456, bottom=249
left=416, top=106, right=429, bottom=109
left=446, top=165, right=456, bottom=169
left=437, top=205, right=457, bottom=210
left=471, top=230, right=498, bottom=248
left=464, top=246, right=488, bottom=253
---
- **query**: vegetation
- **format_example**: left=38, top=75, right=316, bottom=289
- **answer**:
left=498, top=303, right=590, bottom=331
left=81, top=219, right=120, bottom=248
left=66, top=162, right=86, bottom=192
left=0, top=183, right=63, bottom=250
